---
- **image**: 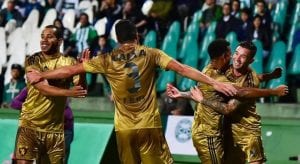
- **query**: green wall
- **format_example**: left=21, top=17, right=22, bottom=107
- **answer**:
left=1, top=102, right=300, bottom=164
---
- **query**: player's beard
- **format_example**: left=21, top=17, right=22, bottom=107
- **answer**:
left=42, top=42, right=59, bottom=55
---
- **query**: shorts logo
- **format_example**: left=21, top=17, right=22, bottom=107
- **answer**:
left=19, top=147, right=28, bottom=156
left=175, top=118, right=192, bottom=143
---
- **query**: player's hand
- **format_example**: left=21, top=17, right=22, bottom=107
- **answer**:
left=26, top=69, right=43, bottom=84
left=270, top=67, right=282, bottom=79
left=77, top=49, right=91, bottom=63
left=166, top=83, right=181, bottom=98
left=190, top=86, right=203, bottom=102
left=213, top=82, right=237, bottom=96
left=274, top=85, right=289, bottom=96
left=68, top=86, right=87, bottom=97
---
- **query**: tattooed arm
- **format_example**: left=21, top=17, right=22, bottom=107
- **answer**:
left=189, top=86, right=241, bottom=115
left=201, top=99, right=241, bottom=115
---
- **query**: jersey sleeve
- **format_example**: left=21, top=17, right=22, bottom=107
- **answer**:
left=82, top=54, right=107, bottom=73
left=152, top=49, right=173, bottom=70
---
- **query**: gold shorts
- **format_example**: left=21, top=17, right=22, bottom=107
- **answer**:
left=192, top=132, right=224, bottom=164
left=224, top=134, right=266, bottom=163
left=116, top=128, right=173, bottom=164
left=14, top=126, right=64, bottom=164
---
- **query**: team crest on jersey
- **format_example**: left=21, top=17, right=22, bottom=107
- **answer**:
left=175, top=118, right=192, bottom=143
left=19, top=146, right=28, bottom=156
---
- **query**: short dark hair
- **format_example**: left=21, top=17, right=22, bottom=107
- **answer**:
left=11, top=63, right=22, bottom=71
left=208, top=39, right=230, bottom=59
left=241, top=8, right=251, bottom=16
left=256, top=0, right=266, bottom=6
left=80, top=13, right=89, bottom=19
left=45, top=25, right=63, bottom=39
left=238, top=41, right=257, bottom=58
left=115, top=20, right=137, bottom=43
left=99, top=34, right=108, bottom=40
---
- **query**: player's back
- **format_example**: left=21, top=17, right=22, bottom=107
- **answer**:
left=99, top=44, right=172, bottom=130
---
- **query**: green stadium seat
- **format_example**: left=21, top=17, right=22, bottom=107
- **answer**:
left=178, top=35, right=188, bottom=60
left=156, top=71, right=176, bottom=92
left=265, top=41, right=287, bottom=91
left=186, top=22, right=199, bottom=37
left=265, top=41, right=287, bottom=73
left=206, top=21, right=217, bottom=34
left=192, top=10, right=202, bottom=23
left=143, top=30, right=156, bottom=48
left=287, top=2, right=300, bottom=52
left=288, top=44, right=300, bottom=75
left=161, top=34, right=177, bottom=58
left=272, top=0, right=288, bottom=33
left=198, top=32, right=215, bottom=70
left=251, top=39, right=263, bottom=74
left=156, top=33, right=179, bottom=92
left=177, top=34, right=198, bottom=91
left=225, top=31, right=238, bottom=52
left=168, top=21, right=181, bottom=42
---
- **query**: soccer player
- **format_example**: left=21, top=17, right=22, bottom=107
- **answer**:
left=166, top=40, right=288, bottom=164
left=13, top=25, right=87, bottom=164
left=26, top=20, right=237, bottom=163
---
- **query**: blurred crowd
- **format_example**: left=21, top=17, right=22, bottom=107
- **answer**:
left=0, top=0, right=300, bottom=108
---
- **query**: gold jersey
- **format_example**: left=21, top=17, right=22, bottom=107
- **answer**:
left=20, top=52, right=78, bottom=132
left=194, top=64, right=231, bottom=136
left=225, top=66, right=261, bottom=135
left=83, top=44, right=173, bottom=131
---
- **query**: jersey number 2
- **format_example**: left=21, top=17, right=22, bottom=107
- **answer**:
left=125, top=62, right=141, bottom=93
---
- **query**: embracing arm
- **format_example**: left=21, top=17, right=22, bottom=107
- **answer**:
left=201, top=99, right=241, bottom=115
left=166, top=60, right=237, bottom=96
left=257, top=67, right=282, bottom=82
left=189, top=86, right=241, bottom=115
left=236, top=85, right=288, bottom=98
left=43, top=63, right=85, bottom=80
left=166, top=83, right=193, bottom=99
left=204, top=85, right=288, bottom=114
left=33, top=80, right=87, bottom=97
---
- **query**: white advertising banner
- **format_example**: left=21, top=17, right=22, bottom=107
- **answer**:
left=165, top=116, right=197, bottom=155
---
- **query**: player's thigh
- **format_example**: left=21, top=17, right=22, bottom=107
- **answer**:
left=243, top=136, right=266, bottom=163
left=116, top=130, right=140, bottom=164
left=14, top=127, right=38, bottom=161
left=138, top=128, right=173, bottom=164
left=46, top=132, right=65, bottom=164
left=192, top=134, right=224, bottom=164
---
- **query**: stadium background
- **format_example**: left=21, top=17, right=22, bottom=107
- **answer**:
left=1, top=0, right=300, bottom=163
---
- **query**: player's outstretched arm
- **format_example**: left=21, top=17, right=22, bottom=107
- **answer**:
left=189, top=86, right=241, bottom=115
left=33, top=80, right=87, bottom=97
left=166, top=83, right=192, bottom=99
left=27, top=64, right=85, bottom=84
left=27, top=50, right=91, bottom=84
left=257, top=67, right=282, bottom=82
left=166, top=60, right=237, bottom=96
left=236, top=85, right=288, bottom=98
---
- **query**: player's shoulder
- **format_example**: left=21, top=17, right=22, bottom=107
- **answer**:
left=202, top=64, right=214, bottom=75
left=60, top=54, right=76, bottom=61
left=26, top=52, right=42, bottom=66
left=59, top=54, right=79, bottom=65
